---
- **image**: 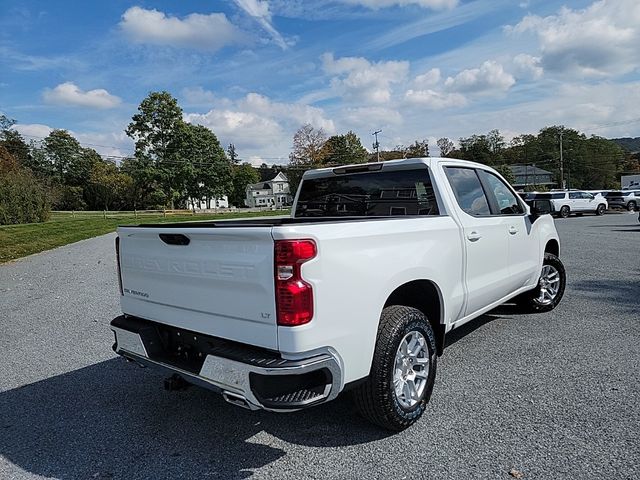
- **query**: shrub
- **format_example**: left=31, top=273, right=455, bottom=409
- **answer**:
left=0, top=169, right=51, bottom=225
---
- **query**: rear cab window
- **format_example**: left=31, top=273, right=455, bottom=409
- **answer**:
left=295, top=167, right=440, bottom=217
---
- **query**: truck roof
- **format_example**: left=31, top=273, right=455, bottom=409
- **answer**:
left=302, top=157, right=477, bottom=179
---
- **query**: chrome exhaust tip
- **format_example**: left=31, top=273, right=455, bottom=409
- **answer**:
left=222, top=391, right=257, bottom=410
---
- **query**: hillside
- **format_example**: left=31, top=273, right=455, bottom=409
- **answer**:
left=610, top=137, right=640, bottom=152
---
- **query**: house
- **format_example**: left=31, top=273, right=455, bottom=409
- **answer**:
left=509, top=165, right=555, bottom=189
left=188, top=195, right=229, bottom=210
left=245, top=172, right=292, bottom=208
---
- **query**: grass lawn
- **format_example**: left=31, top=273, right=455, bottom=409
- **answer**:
left=0, top=210, right=289, bottom=264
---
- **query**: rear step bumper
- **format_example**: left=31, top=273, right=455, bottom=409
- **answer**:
left=110, top=315, right=342, bottom=412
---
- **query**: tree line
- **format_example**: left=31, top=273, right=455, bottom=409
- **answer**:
left=0, top=92, right=266, bottom=224
left=285, top=123, right=639, bottom=191
left=2, top=89, right=639, bottom=225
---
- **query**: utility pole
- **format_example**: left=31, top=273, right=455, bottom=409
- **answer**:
left=372, top=130, right=382, bottom=161
left=559, top=129, right=565, bottom=189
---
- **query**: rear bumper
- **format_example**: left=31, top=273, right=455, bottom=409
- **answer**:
left=110, top=315, right=342, bottom=412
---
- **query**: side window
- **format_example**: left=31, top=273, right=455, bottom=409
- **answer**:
left=444, top=167, right=491, bottom=216
left=569, top=192, right=580, bottom=199
left=582, top=192, right=594, bottom=199
left=478, top=170, right=525, bottom=215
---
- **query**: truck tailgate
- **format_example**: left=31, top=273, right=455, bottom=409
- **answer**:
left=117, top=226, right=277, bottom=349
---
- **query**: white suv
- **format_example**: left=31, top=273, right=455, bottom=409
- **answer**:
left=533, top=191, right=607, bottom=218
left=605, top=191, right=640, bottom=211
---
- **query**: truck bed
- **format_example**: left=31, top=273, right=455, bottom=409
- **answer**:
left=128, top=215, right=408, bottom=229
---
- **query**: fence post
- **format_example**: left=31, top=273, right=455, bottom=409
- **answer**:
left=134, top=209, right=137, bottom=219
left=163, top=209, right=166, bottom=218
left=103, top=210, right=106, bottom=219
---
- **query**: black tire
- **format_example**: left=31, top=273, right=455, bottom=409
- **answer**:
left=627, top=201, right=637, bottom=212
left=595, top=204, right=606, bottom=216
left=559, top=205, right=570, bottom=218
left=353, top=306, right=437, bottom=431
left=516, top=253, right=566, bottom=313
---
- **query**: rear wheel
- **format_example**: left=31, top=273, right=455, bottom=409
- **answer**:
left=516, top=253, right=566, bottom=313
left=628, top=201, right=637, bottom=212
left=559, top=206, right=570, bottom=218
left=353, top=306, right=437, bottom=431
left=595, top=204, right=606, bottom=216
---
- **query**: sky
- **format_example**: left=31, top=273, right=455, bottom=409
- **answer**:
left=1, top=0, right=639, bottom=165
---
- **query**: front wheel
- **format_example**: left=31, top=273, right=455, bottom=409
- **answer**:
left=595, top=204, right=606, bottom=216
left=516, top=253, right=566, bottom=313
left=628, top=201, right=637, bottom=212
left=353, top=306, right=437, bottom=431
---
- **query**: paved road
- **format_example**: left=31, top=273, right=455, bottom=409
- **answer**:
left=1, top=213, right=638, bottom=480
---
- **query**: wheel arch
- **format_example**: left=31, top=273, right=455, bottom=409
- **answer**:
left=383, top=280, right=446, bottom=356
left=544, top=238, right=560, bottom=257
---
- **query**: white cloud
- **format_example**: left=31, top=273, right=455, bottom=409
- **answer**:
left=119, top=6, right=243, bottom=51
left=507, top=0, right=640, bottom=76
left=42, top=82, right=121, bottom=109
left=185, top=92, right=334, bottom=154
left=413, top=68, right=441, bottom=88
left=444, top=60, right=515, bottom=93
left=12, top=124, right=133, bottom=158
left=12, top=123, right=53, bottom=139
left=321, top=53, right=409, bottom=104
left=405, top=89, right=466, bottom=109
left=342, top=107, right=403, bottom=128
left=512, top=53, right=543, bottom=79
left=181, top=86, right=218, bottom=106
left=340, top=0, right=457, bottom=10
left=233, top=0, right=288, bottom=49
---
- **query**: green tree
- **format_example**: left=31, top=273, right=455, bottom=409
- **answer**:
left=227, top=143, right=239, bottom=164
left=0, top=128, right=31, bottom=166
left=56, top=186, right=86, bottom=210
left=87, top=161, right=134, bottom=211
left=458, top=134, right=493, bottom=165
left=43, top=129, right=82, bottom=183
left=173, top=122, right=232, bottom=210
left=120, top=156, right=162, bottom=209
left=403, top=139, right=429, bottom=158
left=320, top=131, right=368, bottom=165
left=0, top=115, right=15, bottom=132
left=126, top=91, right=184, bottom=208
left=0, top=145, right=50, bottom=224
left=231, top=163, right=260, bottom=207
left=437, top=137, right=455, bottom=157
left=288, top=124, right=328, bottom=193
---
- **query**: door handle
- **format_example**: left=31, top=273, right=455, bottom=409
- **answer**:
left=508, top=226, right=518, bottom=235
left=467, top=231, right=482, bottom=242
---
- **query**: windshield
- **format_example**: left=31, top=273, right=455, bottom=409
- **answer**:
left=295, top=168, right=439, bottom=217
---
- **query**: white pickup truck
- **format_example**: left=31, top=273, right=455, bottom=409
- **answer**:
left=111, top=158, right=565, bottom=431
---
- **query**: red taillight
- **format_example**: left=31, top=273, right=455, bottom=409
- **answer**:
left=274, top=239, right=316, bottom=326
left=115, top=236, right=123, bottom=295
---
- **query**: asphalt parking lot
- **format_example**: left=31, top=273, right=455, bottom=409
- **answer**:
left=1, top=212, right=638, bottom=480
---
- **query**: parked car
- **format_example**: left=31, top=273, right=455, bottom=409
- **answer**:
left=531, top=191, right=607, bottom=218
left=605, top=190, right=640, bottom=211
left=110, top=158, right=565, bottom=431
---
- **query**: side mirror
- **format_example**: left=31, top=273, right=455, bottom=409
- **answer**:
left=527, top=199, right=553, bottom=221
